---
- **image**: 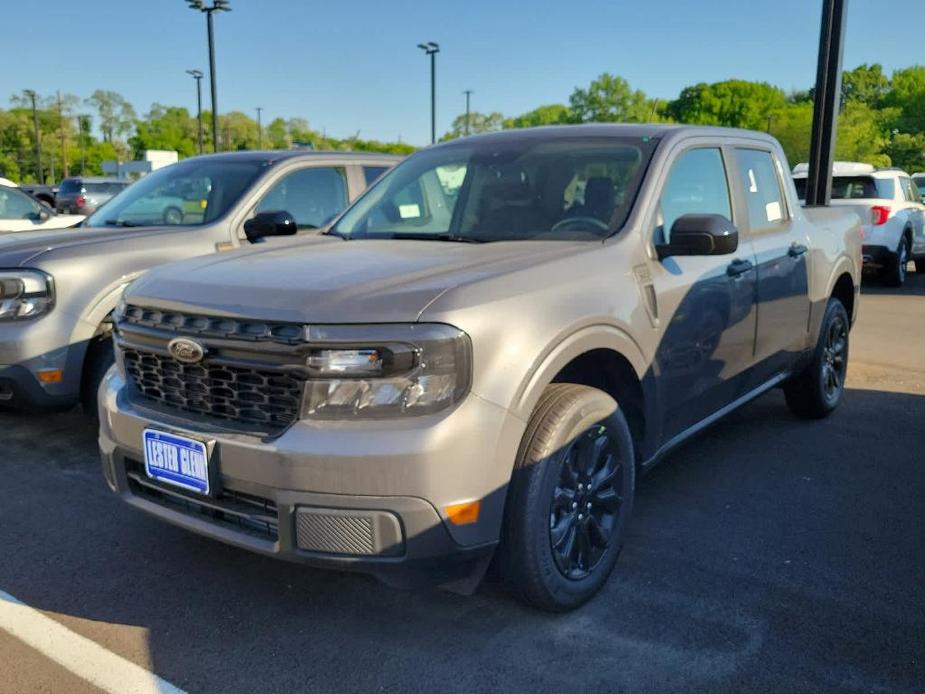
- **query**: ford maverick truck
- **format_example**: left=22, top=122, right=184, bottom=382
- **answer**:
left=0, top=151, right=398, bottom=412
left=99, top=125, right=861, bottom=611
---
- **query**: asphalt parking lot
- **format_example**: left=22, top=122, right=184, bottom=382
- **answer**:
left=1, top=274, right=923, bottom=694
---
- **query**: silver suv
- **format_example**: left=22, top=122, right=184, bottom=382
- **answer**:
left=0, top=151, right=398, bottom=412
left=99, top=125, right=861, bottom=610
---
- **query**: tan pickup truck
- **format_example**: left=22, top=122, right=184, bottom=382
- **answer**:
left=99, top=125, right=861, bottom=611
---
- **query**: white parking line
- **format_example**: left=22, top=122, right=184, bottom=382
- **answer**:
left=0, top=589, right=185, bottom=694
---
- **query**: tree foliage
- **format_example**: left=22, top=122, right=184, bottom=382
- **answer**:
left=568, top=73, right=653, bottom=123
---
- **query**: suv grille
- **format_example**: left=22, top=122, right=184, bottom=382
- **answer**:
left=122, top=348, right=303, bottom=430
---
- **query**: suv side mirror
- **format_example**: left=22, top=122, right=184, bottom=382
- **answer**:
left=243, top=210, right=298, bottom=244
left=31, top=208, right=51, bottom=222
left=657, top=213, right=738, bottom=259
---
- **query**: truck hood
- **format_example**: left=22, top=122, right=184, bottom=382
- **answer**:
left=126, top=237, right=591, bottom=323
left=0, top=224, right=186, bottom=266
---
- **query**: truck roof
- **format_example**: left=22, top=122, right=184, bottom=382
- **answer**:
left=432, top=123, right=781, bottom=148
left=182, top=150, right=404, bottom=165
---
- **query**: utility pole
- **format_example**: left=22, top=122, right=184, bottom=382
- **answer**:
left=24, top=90, right=43, bottom=183
left=256, top=107, right=263, bottom=149
left=58, top=91, right=69, bottom=178
left=186, top=69, right=204, bottom=155
left=463, top=90, right=473, bottom=136
left=417, top=42, right=440, bottom=144
left=186, top=1, right=231, bottom=152
left=805, top=0, right=848, bottom=207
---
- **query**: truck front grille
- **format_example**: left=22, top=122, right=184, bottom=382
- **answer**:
left=122, top=348, right=303, bottom=431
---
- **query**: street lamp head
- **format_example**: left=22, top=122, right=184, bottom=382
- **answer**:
left=417, top=41, right=440, bottom=55
left=186, top=0, right=231, bottom=11
left=186, top=69, right=204, bottom=79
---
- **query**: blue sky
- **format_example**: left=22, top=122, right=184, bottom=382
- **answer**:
left=1, top=0, right=922, bottom=145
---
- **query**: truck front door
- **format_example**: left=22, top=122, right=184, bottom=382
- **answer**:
left=650, top=146, right=758, bottom=442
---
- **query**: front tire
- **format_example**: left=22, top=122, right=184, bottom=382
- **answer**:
left=80, top=336, right=115, bottom=419
left=497, top=384, right=635, bottom=611
left=784, top=298, right=849, bottom=419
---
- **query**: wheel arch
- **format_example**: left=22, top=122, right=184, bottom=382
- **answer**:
left=511, top=325, right=652, bottom=464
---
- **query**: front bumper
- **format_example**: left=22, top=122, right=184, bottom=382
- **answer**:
left=0, top=319, right=84, bottom=410
left=98, top=369, right=526, bottom=587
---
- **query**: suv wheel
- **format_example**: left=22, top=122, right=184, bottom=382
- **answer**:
left=784, top=298, right=849, bottom=419
left=884, top=236, right=909, bottom=287
left=497, top=383, right=635, bottom=612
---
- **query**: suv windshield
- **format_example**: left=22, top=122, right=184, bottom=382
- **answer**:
left=58, top=179, right=82, bottom=194
left=84, top=159, right=269, bottom=228
left=332, top=136, right=656, bottom=242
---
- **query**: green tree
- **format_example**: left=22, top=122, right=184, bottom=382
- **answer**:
left=442, top=111, right=504, bottom=140
left=85, top=90, right=137, bottom=142
left=130, top=104, right=199, bottom=158
left=884, top=132, right=925, bottom=173
left=568, top=74, right=652, bottom=123
left=841, top=63, right=890, bottom=106
left=504, top=103, right=572, bottom=129
left=666, top=79, right=786, bottom=130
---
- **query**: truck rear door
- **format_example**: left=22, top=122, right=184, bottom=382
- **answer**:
left=732, top=147, right=811, bottom=383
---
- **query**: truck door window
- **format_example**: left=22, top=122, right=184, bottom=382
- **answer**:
left=734, top=149, right=787, bottom=232
left=257, top=166, right=348, bottom=229
left=659, top=148, right=731, bottom=242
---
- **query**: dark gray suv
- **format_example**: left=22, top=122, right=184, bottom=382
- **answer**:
left=56, top=177, right=130, bottom=215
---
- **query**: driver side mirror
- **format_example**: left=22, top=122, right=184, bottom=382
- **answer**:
left=32, top=208, right=51, bottom=223
left=243, top=210, right=298, bottom=244
left=656, top=213, right=738, bottom=259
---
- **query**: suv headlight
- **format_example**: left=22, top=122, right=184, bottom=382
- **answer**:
left=301, top=324, right=471, bottom=419
left=0, top=269, right=55, bottom=321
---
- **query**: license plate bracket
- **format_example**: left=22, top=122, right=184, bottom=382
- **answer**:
left=142, top=429, right=213, bottom=496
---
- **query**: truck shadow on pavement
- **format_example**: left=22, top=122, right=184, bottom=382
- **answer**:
left=0, top=386, right=922, bottom=692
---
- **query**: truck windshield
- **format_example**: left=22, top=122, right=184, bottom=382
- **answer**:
left=332, top=136, right=656, bottom=242
left=84, top=160, right=269, bottom=228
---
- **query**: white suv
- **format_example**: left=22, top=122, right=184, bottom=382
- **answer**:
left=794, top=162, right=925, bottom=286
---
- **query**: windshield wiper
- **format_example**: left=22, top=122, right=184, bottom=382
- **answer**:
left=389, top=232, right=488, bottom=244
left=104, top=219, right=140, bottom=227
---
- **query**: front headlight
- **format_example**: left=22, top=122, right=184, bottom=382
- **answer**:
left=301, top=323, right=471, bottom=419
left=0, top=269, right=55, bottom=321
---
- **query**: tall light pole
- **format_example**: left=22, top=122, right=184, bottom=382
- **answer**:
left=186, top=0, right=230, bottom=152
left=24, top=90, right=43, bottom=183
left=186, top=69, right=204, bottom=155
left=463, top=89, right=473, bottom=136
left=256, top=106, right=263, bottom=149
left=417, top=42, right=440, bottom=144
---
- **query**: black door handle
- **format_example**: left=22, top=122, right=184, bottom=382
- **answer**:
left=788, top=243, right=808, bottom=258
left=726, top=258, right=754, bottom=278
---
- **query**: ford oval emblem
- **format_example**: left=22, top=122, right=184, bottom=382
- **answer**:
left=168, top=337, right=206, bottom=364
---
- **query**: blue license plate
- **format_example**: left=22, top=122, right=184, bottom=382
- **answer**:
left=142, top=429, right=210, bottom=495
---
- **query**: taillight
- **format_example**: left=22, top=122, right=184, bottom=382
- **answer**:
left=75, top=195, right=86, bottom=208
left=871, top=205, right=890, bottom=225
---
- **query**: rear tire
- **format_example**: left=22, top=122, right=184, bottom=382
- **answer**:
left=497, top=383, right=635, bottom=612
left=784, top=298, right=849, bottom=419
left=80, top=336, right=115, bottom=419
left=163, top=206, right=183, bottom=225
left=883, top=235, right=909, bottom=287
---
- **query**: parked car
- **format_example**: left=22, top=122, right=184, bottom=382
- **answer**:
left=0, top=184, right=83, bottom=233
left=793, top=162, right=925, bottom=284
left=56, top=177, right=130, bottom=215
left=18, top=183, right=57, bottom=209
left=98, top=125, right=861, bottom=611
left=913, top=172, right=925, bottom=196
left=0, top=150, right=400, bottom=413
